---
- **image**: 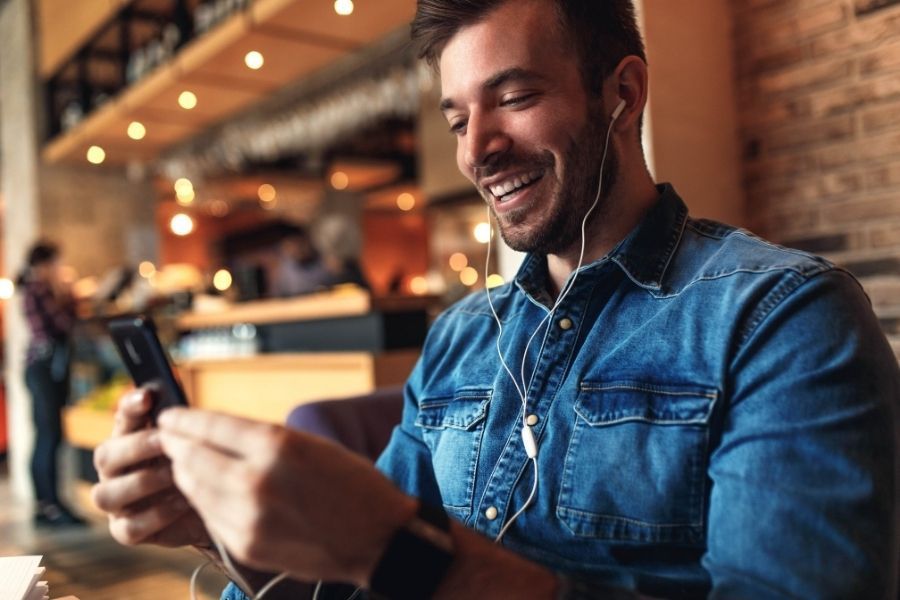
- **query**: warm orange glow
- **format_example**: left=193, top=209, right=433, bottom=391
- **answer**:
left=258, top=183, right=277, bottom=203
left=396, top=192, right=416, bottom=211
left=448, top=253, right=468, bottom=272
left=460, top=267, right=479, bottom=286
left=138, top=261, right=156, bottom=278
left=330, top=171, right=349, bottom=190
left=410, top=276, right=428, bottom=296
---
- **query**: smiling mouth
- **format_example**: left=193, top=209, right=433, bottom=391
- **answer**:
left=488, top=170, right=545, bottom=202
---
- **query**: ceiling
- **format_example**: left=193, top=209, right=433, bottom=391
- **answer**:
left=40, top=0, right=418, bottom=171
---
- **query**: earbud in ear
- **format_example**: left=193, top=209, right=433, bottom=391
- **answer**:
left=611, top=99, right=626, bottom=121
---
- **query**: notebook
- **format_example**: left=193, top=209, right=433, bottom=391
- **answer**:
left=0, top=555, right=49, bottom=600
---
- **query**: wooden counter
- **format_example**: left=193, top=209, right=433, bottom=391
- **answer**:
left=176, top=289, right=371, bottom=330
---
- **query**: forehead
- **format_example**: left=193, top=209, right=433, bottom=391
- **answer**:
left=438, top=0, right=577, bottom=98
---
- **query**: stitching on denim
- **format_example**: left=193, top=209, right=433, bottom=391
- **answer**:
left=557, top=506, right=702, bottom=529
left=737, top=270, right=807, bottom=348
left=580, top=383, right=717, bottom=399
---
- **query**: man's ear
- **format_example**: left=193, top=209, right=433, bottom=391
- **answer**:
left=609, top=55, right=649, bottom=128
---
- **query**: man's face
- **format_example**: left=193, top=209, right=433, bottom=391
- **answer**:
left=439, top=0, right=616, bottom=255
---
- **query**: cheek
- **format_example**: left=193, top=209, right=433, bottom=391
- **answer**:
left=456, top=143, right=476, bottom=183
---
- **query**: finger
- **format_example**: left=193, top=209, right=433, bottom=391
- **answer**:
left=93, top=429, right=163, bottom=479
left=158, top=408, right=281, bottom=458
left=159, top=431, right=245, bottom=506
left=144, top=510, right=211, bottom=548
left=108, top=491, right=193, bottom=547
left=112, top=388, right=153, bottom=436
left=91, top=463, right=175, bottom=513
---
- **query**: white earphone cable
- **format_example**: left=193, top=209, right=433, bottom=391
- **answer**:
left=485, top=105, right=620, bottom=543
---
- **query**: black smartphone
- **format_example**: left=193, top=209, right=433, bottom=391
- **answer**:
left=107, top=315, right=188, bottom=423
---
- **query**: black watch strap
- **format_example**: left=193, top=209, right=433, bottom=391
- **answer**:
left=369, top=502, right=454, bottom=600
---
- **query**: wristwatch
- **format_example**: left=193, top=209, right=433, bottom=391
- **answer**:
left=369, top=502, right=455, bottom=600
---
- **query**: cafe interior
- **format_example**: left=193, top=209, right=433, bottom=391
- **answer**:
left=1, top=0, right=898, bottom=597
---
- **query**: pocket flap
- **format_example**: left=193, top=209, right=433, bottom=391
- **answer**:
left=576, top=381, right=716, bottom=426
left=416, top=389, right=492, bottom=430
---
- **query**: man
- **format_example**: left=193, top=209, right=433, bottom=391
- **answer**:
left=92, top=0, right=899, bottom=598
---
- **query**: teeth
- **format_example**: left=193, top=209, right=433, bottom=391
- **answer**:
left=489, top=170, right=543, bottom=198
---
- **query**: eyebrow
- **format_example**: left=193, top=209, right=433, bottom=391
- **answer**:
left=439, top=67, right=546, bottom=113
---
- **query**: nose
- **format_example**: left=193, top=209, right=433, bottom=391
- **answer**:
left=461, top=110, right=510, bottom=173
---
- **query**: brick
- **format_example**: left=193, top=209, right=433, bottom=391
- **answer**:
left=865, top=161, right=900, bottom=189
left=744, top=153, right=818, bottom=182
left=781, top=232, right=850, bottom=252
left=808, top=73, right=900, bottom=117
left=739, top=96, right=813, bottom=129
left=756, top=171, right=864, bottom=204
left=742, top=45, right=809, bottom=76
left=862, top=102, right=900, bottom=133
left=794, top=3, right=849, bottom=38
left=818, top=131, right=900, bottom=169
left=758, top=58, right=853, bottom=95
left=841, top=256, right=900, bottom=277
left=878, top=317, right=900, bottom=335
left=812, top=10, right=900, bottom=56
left=870, top=222, right=900, bottom=246
left=821, top=195, right=900, bottom=223
left=854, top=0, right=900, bottom=16
left=862, top=275, right=900, bottom=307
left=765, top=115, right=855, bottom=152
left=859, top=38, right=900, bottom=75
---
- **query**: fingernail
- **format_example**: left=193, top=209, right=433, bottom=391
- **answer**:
left=146, top=431, right=161, bottom=449
left=126, top=391, right=146, bottom=407
left=157, top=410, right=172, bottom=427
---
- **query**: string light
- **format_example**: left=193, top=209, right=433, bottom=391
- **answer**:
left=178, top=91, right=198, bottom=110
left=86, top=146, right=106, bottom=164
left=213, top=269, right=233, bottom=291
left=396, top=193, right=415, bottom=211
left=244, top=51, right=264, bottom=70
left=449, top=253, right=468, bottom=272
left=127, top=121, right=146, bottom=140
left=334, top=0, right=354, bottom=16
left=474, top=222, right=492, bottom=244
left=170, top=213, right=195, bottom=236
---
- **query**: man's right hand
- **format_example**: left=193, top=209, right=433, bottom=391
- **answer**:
left=91, top=388, right=210, bottom=548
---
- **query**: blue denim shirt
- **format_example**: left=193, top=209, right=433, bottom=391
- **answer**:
left=224, top=184, right=898, bottom=599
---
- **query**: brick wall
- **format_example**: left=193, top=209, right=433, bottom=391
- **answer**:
left=732, top=0, right=900, bottom=357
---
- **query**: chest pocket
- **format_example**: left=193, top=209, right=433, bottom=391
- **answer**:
left=415, top=389, right=491, bottom=521
left=557, top=381, right=717, bottom=544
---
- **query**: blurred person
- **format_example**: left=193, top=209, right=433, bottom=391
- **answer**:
left=91, top=1, right=898, bottom=599
left=17, top=240, right=86, bottom=527
left=314, top=214, right=370, bottom=291
left=270, top=227, right=332, bottom=297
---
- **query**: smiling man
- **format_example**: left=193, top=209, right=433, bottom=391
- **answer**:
left=91, top=1, right=898, bottom=599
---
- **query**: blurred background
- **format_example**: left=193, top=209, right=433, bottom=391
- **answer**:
left=0, top=0, right=898, bottom=596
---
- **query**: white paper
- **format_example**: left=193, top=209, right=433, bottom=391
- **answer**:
left=0, top=556, right=46, bottom=600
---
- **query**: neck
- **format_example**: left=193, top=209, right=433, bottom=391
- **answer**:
left=545, top=172, right=659, bottom=296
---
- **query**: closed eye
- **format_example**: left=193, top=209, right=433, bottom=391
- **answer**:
left=448, top=119, right=468, bottom=135
left=500, top=93, right=538, bottom=108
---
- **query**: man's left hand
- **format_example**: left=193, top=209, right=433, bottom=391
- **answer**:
left=156, top=408, right=418, bottom=588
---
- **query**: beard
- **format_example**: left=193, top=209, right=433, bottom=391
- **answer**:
left=477, top=108, right=619, bottom=256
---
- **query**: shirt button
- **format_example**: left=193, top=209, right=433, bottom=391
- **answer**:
left=558, top=318, right=573, bottom=330
left=526, top=414, right=539, bottom=426
left=485, top=506, right=499, bottom=520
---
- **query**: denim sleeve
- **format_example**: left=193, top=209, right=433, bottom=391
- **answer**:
left=705, top=269, right=899, bottom=598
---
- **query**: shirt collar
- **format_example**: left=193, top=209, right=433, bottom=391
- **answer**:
left=514, top=183, right=688, bottom=298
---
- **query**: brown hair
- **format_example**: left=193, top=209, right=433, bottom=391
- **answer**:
left=411, top=0, right=646, bottom=97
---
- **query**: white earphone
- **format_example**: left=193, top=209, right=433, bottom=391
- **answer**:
left=485, top=98, right=625, bottom=543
